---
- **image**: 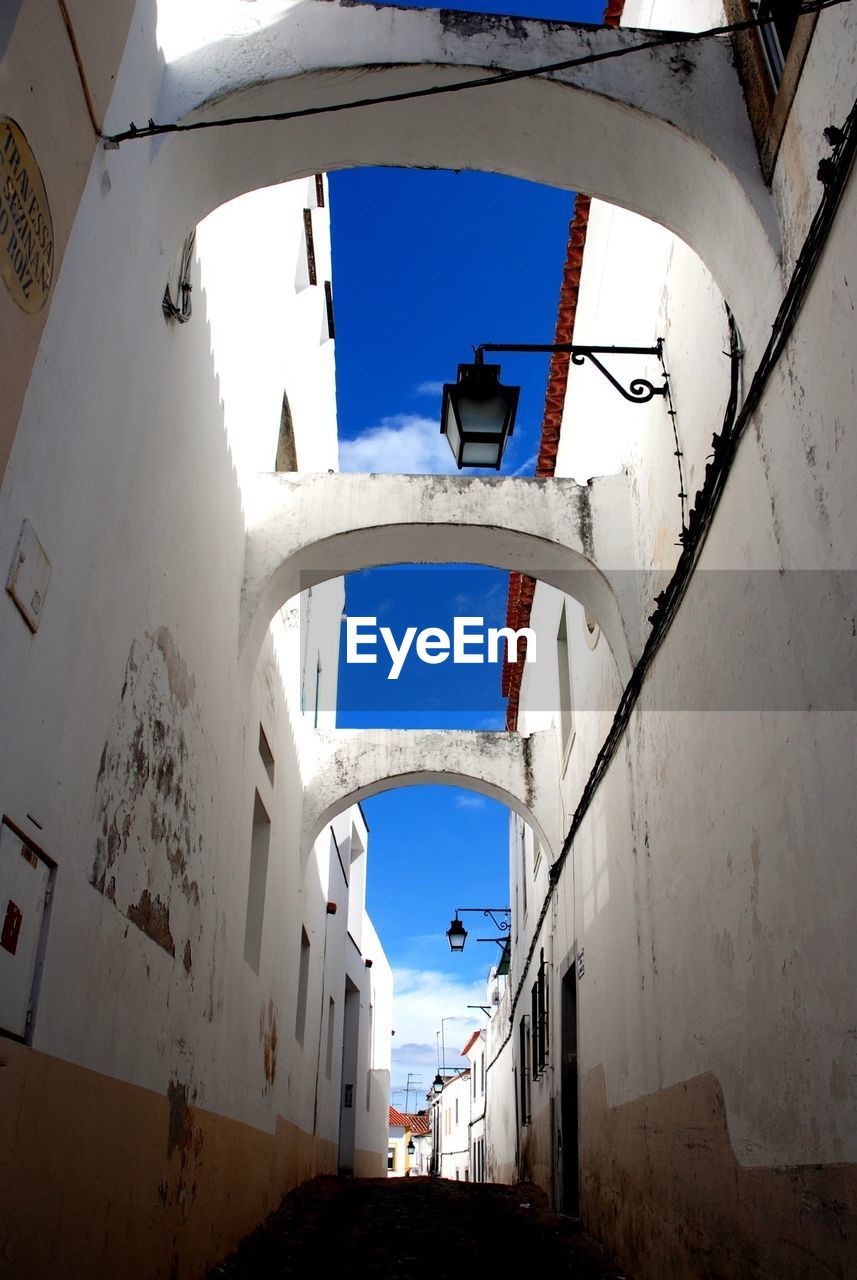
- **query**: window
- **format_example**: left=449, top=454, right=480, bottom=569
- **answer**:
left=243, top=792, right=270, bottom=973
left=557, top=605, right=573, bottom=761
left=0, top=819, right=55, bottom=1043
left=313, top=657, right=322, bottom=730
left=753, top=1, right=801, bottom=87
left=366, top=1001, right=374, bottom=1110
left=481, top=1053, right=485, bottom=1096
left=258, top=725, right=274, bottom=786
left=325, top=996, right=335, bottom=1079
left=726, top=0, right=817, bottom=178
left=295, top=927, right=311, bottom=1044
left=302, top=208, right=318, bottom=286
left=454, top=1097, right=459, bottom=1125
left=531, top=949, right=550, bottom=1078
left=518, top=1015, right=531, bottom=1125
left=520, top=821, right=528, bottom=917
left=387, top=1147, right=396, bottom=1172
left=275, top=391, right=297, bottom=471
left=473, top=1137, right=485, bottom=1182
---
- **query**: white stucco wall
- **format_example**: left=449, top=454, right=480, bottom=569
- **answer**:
left=0, top=20, right=390, bottom=1260
left=490, top=5, right=857, bottom=1276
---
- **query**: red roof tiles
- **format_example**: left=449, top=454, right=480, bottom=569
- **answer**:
left=502, top=1, right=626, bottom=731
left=388, top=1107, right=431, bottom=1135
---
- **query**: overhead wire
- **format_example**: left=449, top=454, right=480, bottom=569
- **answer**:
left=102, top=0, right=849, bottom=146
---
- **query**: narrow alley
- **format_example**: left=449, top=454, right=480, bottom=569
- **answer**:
left=3, top=0, right=857, bottom=1277
left=209, top=1178, right=628, bottom=1280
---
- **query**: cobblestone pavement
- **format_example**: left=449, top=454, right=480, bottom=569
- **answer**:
left=208, top=1176, right=631, bottom=1279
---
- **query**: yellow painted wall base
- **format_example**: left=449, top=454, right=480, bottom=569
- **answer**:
left=353, top=1148, right=385, bottom=1178
left=582, top=1065, right=857, bottom=1280
left=0, top=1041, right=337, bottom=1279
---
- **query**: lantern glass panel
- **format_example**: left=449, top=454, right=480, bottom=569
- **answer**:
left=456, top=393, right=509, bottom=436
left=443, top=398, right=461, bottom=460
left=461, top=440, right=504, bottom=466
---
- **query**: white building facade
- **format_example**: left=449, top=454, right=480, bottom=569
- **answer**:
left=463, top=1029, right=488, bottom=1183
left=0, top=12, right=393, bottom=1272
left=480, top=6, right=857, bottom=1279
left=434, top=1068, right=473, bottom=1182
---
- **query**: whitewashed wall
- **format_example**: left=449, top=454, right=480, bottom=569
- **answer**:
left=497, top=3, right=857, bottom=1276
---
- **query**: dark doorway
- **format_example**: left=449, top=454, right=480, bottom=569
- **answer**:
left=338, top=977, right=360, bottom=1175
left=561, top=965, right=579, bottom=1214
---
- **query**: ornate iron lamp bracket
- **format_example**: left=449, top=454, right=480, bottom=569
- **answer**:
left=476, top=341, right=668, bottom=405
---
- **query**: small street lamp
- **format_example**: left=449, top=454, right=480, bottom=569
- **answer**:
left=441, top=341, right=666, bottom=469
left=445, top=907, right=511, bottom=952
left=440, top=355, right=519, bottom=470
left=446, top=916, right=467, bottom=952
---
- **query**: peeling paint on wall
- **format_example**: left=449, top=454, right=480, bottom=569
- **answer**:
left=91, top=629, right=214, bottom=976
left=260, top=998, right=278, bottom=1092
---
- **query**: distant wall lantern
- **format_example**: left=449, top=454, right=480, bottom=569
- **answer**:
left=441, top=342, right=667, bottom=470
left=446, top=916, right=468, bottom=952
left=407, top=1138, right=416, bottom=1155
left=431, top=1072, right=445, bottom=1096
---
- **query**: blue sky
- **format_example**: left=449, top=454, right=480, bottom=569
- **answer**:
left=329, top=0, right=605, bottom=1103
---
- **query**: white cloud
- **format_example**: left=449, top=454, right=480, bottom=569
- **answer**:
left=339, top=415, right=457, bottom=475
left=415, top=380, right=445, bottom=396
left=391, top=1042, right=438, bottom=1066
left=392, top=966, right=487, bottom=1051
left=390, top=968, right=492, bottom=1099
left=454, top=794, right=487, bottom=810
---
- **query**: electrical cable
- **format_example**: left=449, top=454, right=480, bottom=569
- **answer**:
left=162, top=229, right=195, bottom=323
left=657, top=340, right=688, bottom=535
left=102, top=0, right=849, bottom=147
left=485, top=96, right=857, bottom=1077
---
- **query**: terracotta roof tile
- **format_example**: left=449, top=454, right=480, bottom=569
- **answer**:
left=460, top=1029, right=483, bottom=1058
left=389, top=1107, right=431, bottom=1135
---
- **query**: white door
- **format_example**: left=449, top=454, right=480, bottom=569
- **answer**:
left=0, top=822, right=51, bottom=1039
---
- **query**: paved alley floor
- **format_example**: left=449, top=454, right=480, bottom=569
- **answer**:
left=208, top=1176, right=630, bottom=1279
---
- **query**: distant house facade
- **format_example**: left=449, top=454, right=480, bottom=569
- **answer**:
left=433, top=1069, right=472, bottom=1182
left=388, top=1107, right=431, bottom=1177
left=462, top=1030, right=488, bottom=1183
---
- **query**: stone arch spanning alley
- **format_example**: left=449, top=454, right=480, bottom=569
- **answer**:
left=169, top=1, right=775, bottom=842
left=244, top=472, right=633, bottom=855
left=146, top=0, right=782, bottom=346
left=241, top=471, right=639, bottom=683
left=301, top=728, right=561, bottom=860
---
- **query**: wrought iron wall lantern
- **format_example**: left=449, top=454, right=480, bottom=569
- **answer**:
left=441, top=341, right=667, bottom=469
left=446, top=907, right=512, bottom=952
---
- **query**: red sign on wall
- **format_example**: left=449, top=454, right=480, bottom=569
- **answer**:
left=1, top=900, right=23, bottom=955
